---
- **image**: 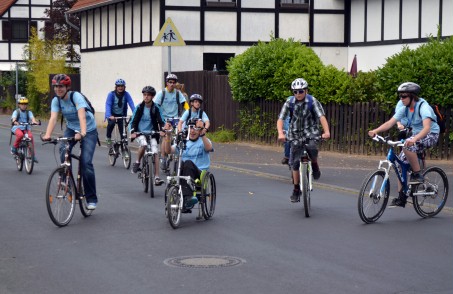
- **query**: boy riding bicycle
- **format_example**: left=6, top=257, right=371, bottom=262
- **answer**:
left=276, top=78, right=330, bottom=203
left=11, top=97, right=39, bottom=162
left=368, top=82, right=440, bottom=207
left=177, top=93, right=210, bottom=134
left=130, top=86, right=167, bottom=186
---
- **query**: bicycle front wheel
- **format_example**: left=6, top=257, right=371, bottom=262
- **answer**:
left=167, top=185, right=182, bottom=229
left=108, top=145, right=117, bottom=166
left=149, top=154, right=155, bottom=198
left=122, top=144, right=131, bottom=169
left=16, top=149, right=23, bottom=171
left=24, top=143, right=34, bottom=174
left=413, top=166, right=449, bottom=218
left=358, top=170, right=389, bottom=224
left=45, top=167, right=76, bottom=227
left=142, top=157, right=149, bottom=193
left=78, top=178, right=93, bottom=217
left=301, top=163, right=311, bottom=217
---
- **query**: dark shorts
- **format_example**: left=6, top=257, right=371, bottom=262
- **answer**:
left=289, top=139, right=319, bottom=171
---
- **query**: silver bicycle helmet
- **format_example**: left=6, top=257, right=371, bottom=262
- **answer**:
left=189, top=94, right=203, bottom=102
left=166, top=74, right=178, bottom=82
left=291, top=78, right=308, bottom=90
left=397, top=82, right=420, bottom=95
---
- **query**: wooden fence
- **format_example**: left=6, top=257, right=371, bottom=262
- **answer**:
left=173, top=71, right=452, bottom=160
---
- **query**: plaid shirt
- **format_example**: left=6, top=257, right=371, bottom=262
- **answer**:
left=278, top=95, right=325, bottom=142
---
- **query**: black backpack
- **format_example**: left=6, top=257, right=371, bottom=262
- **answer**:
left=59, top=91, right=95, bottom=129
left=186, top=108, right=204, bottom=124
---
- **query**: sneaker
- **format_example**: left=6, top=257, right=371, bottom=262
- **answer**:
left=33, top=157, right=39, bottom=163
left=154, top=177, right=164, bottom=186
left=106, top=138, right=112, bottom=148
left=290, top=190, right=301, bottom=203
left=409, top=172, right=424, bottom=184
left=182, top=208, right=192, bottom=213
left=313, top=168, right=321, bottom=180
left=281, top=157, right=289, bottom=165
left=160, top=157, right=167, bottom=171
left=10, top=147, right=17, bottom=155
left=389, top=192, right=407, bottom=208
left=87, top=202, right=97, bottom=210
left=132, top=162, right=140, bottom=173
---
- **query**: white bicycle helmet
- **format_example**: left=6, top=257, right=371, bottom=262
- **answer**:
left=291, top=78, right=308, bottom=90
left=166, top=74, right=178, bottom=82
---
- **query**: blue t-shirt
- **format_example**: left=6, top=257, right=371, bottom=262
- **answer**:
left=51, top=91, right=97, bottom=132
left=153, top=89, right=186, bottom=121
left=180, top=109, right=209, bottom=129
left=11, top=109, right=34, bottom=132
left=176, top=138, right=213, bottom=171
left=136, top=106, right=156, bottom=134
left=393, top=99, right=439, bottom=134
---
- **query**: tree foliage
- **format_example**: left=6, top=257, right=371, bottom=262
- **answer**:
left=43, top=0, right=80, bottom=62
left=23, top=28, right=75, bottom=114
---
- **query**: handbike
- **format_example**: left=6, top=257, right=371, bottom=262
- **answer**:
left=42, top=136, right=93, bottom=227
left=358, top=135, right=449, bottom=223
left=290, top=138, right=315, bottom=217
left=164, top=128, right=216, bottom=229
left=12, top=122, right=40, bottom=174
left=108, top=116, right=131, bottom=169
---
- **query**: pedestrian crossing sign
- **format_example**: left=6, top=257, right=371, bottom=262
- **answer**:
left=153, top=17, right=186, bottom=46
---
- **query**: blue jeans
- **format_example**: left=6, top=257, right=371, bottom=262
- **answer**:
left=284, top=141, right=290, bottom=159
left=60, top=129, right=98, bottom=203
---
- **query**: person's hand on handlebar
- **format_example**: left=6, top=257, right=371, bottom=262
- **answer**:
left=41, top=133, right=51, bottom=141
left=368, top=130, right=378, bottom=138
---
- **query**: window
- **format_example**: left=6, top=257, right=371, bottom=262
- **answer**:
left=2, top=20, right=37, bottom=41
left=203, top=53, right=235, bottom=73
left=206, top=0, right=236, bottom=7
left=281, top=0, right=309, bottom=7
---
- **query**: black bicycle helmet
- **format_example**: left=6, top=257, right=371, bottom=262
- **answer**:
left=186, top=117, right=199, bottom=127
left=189, top=94, right=203, bottom=102
left=397, top=82, right=421, bottom=95
left=142, top=86, right=156, bottom=95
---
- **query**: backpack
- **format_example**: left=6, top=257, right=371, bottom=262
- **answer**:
left=288, top=94, right=314, bottom=122
left=159, top=90, right=183, bottom=117
left=186, top=108, right=204, bottom=124
left=59, top=91, right=95, bottom=129
left=409, top=101, right=446, bottom=134
left=14, top=109, right=30, bottom=124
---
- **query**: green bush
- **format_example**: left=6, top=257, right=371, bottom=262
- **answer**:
left=207, top=126, right=236, bottom=143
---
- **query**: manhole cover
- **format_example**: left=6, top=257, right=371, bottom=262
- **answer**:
left=164, top=255, right=245, bottom=268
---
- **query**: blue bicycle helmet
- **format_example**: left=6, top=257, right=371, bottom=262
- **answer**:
left=115, top=79, right=126, bottom=86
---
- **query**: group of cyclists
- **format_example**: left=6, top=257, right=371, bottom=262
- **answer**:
left=9, top=71, right=442, bottom=213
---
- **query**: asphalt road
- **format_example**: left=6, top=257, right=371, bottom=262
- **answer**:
left=0, top=122, right=452, bottom=294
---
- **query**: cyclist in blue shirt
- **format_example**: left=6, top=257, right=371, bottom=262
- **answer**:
left=177, top=94, right=210, bottom=134
left=105, top=78, right=135, bottom=148
left=42, top=74, right=99, bottom=210
left=368, top=82, right=440, bottom=207
left=162, top=118, right=213, bottom=210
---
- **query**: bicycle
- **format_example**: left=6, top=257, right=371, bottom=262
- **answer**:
left=161, top=117, right=180, bottom=176
left=42, top=136, right=93, bottom=227
left=289, top=138, right=315, bottom=217
left=135, top=131, right=160, bottom=198
left=108, top=116, right=131, bottom=169
left=358, top=135, right=449, bottom=224
left=11, top=122, right=40, bottom=174
left=164, top=128, right=216, bottom=229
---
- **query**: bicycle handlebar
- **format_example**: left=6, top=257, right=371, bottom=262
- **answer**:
left=14, top=121, right=41, bottom=126
left=372, top=134, right=404, bottom=147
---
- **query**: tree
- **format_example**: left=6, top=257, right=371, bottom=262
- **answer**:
left=43, top=0, right=80, bottom=63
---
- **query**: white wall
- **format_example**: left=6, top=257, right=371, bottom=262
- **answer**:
left=241, top=12, right=274, bottom=42
left=279, top=13, right=309, bottom=42
left=205, top=12, right=236, bottom=41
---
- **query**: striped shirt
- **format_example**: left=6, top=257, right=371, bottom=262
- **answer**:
left=278, top=95, right=325, bottom=142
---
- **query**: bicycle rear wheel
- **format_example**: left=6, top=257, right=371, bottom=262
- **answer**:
left=149, top=154, right=155, bottom=198
left=301, top=163, right=311, bottom=217
left=358, top=170, right=389, bottom=224
left=201, top=172, right=216, bottom=220
left=142, top=157, right=149, bottom=193
left=413, top=166, right=449, bottom=218
left=108, top=144, right=117, bottom=166
left=45, top=167, right=76, bottom=227
left=78, top=178, right=93, bottom=217
left=24, top=143, right=34, bottom=174
left=167, top=185, right=182, bottom=229
left=122, top=144, right=131, bottom=169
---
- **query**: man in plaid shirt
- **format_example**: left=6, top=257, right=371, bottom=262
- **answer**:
left=277, top=78, right=330, bottom=203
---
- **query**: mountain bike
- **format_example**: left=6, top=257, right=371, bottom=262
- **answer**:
left=12, top=122, right=40, bottom=174
left=164, top=128, right=216, bottom=229
left=290, top=138, right=315, bottom=217
left=42, top=136, right=93, bottom=227
left=108, top=116, right=131, bottom=169
left=358, top=135, right=449, bottom=224
left=135, top=132, right=160, bottom=198
left=162, top=117, right=179, bottom=176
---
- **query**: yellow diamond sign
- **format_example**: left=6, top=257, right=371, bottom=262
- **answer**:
left=153, top=17, right=186, bottom=46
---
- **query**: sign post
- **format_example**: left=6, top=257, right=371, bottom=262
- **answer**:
left=153, top=17, right=186, bottom=74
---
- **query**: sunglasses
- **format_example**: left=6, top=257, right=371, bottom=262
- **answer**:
left=399, top=94, right=410, bottom=99
left=167, top=81, right=176, bottom=84
left=293, top=90, right=305, bottom=95
left=53, top=85, right=65, bottom=88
